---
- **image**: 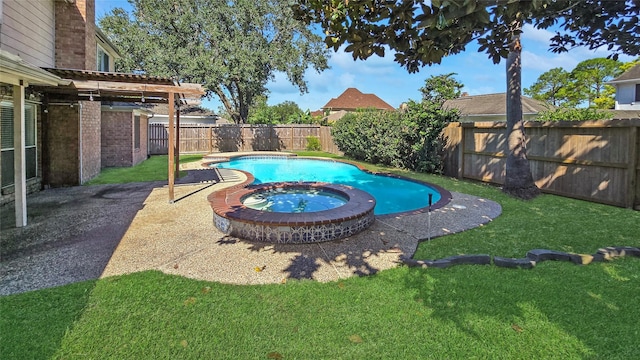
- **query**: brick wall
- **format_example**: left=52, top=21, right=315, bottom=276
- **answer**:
left=46, top=104, right=79, bottom=186
left=132, top=114, right=149, bottom=166
left=80, top=100, right=101, bottom=183
left=101, top=110, right=133, bottom=167
left=54, top=0, right=96, bottom=70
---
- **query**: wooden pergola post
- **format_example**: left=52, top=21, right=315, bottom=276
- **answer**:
left=168, top=92, right=175, bottom=202
left=176, top=104, right=180, bottom=176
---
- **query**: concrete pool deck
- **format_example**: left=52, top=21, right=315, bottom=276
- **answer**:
left=0, top=156, right=501, bottom=295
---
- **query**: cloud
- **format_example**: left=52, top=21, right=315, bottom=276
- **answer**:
left=522, top=24, right=555, bottom=45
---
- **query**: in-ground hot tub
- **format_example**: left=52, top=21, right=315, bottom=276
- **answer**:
left=209, top=182, right=376, bottom=244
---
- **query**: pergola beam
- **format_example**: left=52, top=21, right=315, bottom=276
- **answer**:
left=66, top=80, right=204, bottom=97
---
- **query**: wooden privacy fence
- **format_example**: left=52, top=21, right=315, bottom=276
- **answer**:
left=149, top=123, right=342, bottom=155
left=442, top=119, right=640, bottom=209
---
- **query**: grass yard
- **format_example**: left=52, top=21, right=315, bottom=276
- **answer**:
left=84, top=154, right=203, bottom=185
left=1, top=152, right=639, bottom=359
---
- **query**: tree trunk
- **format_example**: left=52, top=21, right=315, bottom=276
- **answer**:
left=503, top=31, right=540, bottom=200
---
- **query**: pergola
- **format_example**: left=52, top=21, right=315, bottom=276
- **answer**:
left=12, top=67, right=206, bottom=226
left=41, top=69, right=206, bottom=203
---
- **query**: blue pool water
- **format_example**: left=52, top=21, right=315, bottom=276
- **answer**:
left=243, top=188, right=348, bottom=213
left=213, top=157, right=442, bottom=215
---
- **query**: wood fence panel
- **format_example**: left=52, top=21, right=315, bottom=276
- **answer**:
left=444, top=119, right=640, bottom=209
left=149, top=124, right=344, bottom=155
left=148, top=123, right=168, bottom=155
left=320, top=126, right=342, bottom=155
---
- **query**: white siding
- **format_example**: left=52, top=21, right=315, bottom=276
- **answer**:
left=0, top=0, right=55, bottom=68
left=614, top=82, right=640, bottom=110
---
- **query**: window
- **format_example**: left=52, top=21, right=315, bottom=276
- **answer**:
left=97, top=46, right=110, bottom=72
left=636, top=84, right=640, bottom=102
left=134, top=115, right=140, bottom=149
left=1, top=102, right=37, bottom=188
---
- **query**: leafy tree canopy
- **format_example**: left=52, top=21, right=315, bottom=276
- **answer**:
left=294, top=0, right=639, bottom=72
left=420, top=73, right=463, bottom=105
left=525, top=58, right=632, bottom=109
left=571, top=57, right=622, bottom=107
left=100, top=0, right=329, bottom=123
left=248, top=97, right=314, bottom=124
left=524, top=67, right=577, bottom=107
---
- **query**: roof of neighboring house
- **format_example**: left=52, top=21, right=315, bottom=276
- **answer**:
left=322, top=88, right=395, bottom=111
left=610, top=109, right=640, bottom=119
left=325, top=110, right=349, bottom=122
left=443, top=93, right=551, bottom=116
left=608, top=63, right=640, bottom=83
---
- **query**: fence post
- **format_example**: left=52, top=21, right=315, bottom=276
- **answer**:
left=208, top=126, right=213, bottom=154
left=626, top=124, right=638, bottom=208
left=457, top=124, right=465, bottom=179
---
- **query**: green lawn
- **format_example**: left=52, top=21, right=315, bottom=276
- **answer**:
left=2, top=152, right=639, bottom=359
left=84, top=154, right=203, bottom=185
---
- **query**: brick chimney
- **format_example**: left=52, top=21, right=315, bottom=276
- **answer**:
left=55, top=0, right=97, bottom=70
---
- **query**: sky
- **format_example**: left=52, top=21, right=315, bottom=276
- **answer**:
left=95, top=0, right=635, bottom=113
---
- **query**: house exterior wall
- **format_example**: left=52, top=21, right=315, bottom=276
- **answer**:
left=0, top=0, right=55, bottom=68
left=614, top=83, right=640, bottom=110
left=134, top=113, right=149, bottom=166
left=54, top=0, right=96, bottom=70
left=80, top=100, right=101, bottom=183
left=101, top=110, right=133, bottom=167
left=46, top=104, right=79, bottom=186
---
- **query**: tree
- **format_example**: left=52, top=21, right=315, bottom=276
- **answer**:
left=294, top=0, right=640, bottom=199
left=524, top=67, right=577, bottom=107
left=247, top=98, right=312, bottom=124
left=420, top=73, right=463, bottom=104
left=570, top=58, right=622, bottom=108
left=100, top=0, right=329, bottom=124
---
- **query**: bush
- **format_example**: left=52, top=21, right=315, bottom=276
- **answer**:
left=535, top=107, right=614, bottom=121
left=331, top=101, right=458, bottom=173
left=305, top=136, right=321, bottom=151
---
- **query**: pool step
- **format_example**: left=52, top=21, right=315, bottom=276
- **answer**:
left=216, top=168, right=242, bottom=182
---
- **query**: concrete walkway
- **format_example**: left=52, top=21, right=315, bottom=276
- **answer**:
left=1, top=164, right=501, bottom=295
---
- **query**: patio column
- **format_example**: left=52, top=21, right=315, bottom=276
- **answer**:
left=175, top=105, right=180, bottom=176
left=13, top=82, right=27, bottom=227
left=168, top=92, right=175, bottom=202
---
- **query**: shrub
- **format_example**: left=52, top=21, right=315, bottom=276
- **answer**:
left=305, top=136, right=321, bottom=151
left=331, top=101, right=457, bottom=173
left=536, top=107, right=614, bottom=121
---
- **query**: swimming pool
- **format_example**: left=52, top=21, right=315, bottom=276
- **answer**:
left=212, top=156, right=450, bottom=215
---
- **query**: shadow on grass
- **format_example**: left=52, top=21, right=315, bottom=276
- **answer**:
left=0, top=279, right=97, bottom=359
left=402, top=259, right=640, bottom=358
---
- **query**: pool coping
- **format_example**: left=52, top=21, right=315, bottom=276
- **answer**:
left=210, top=182, right=376, bottom=227
left=203, top=153, right=453, bottom=218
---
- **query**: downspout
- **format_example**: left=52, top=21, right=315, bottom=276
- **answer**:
left=147, top=111, right=154, bottom=158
